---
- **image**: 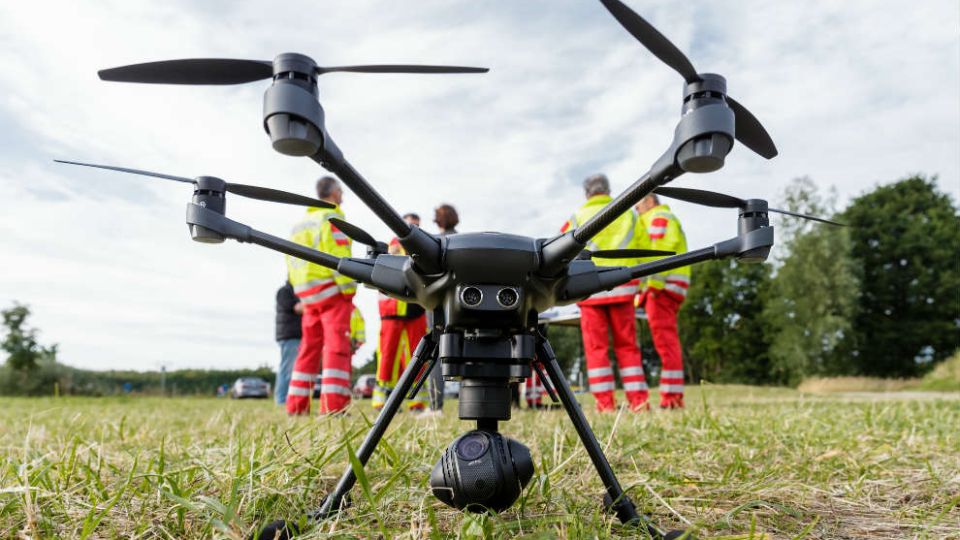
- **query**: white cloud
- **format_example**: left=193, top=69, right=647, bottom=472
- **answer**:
left=0, top=0, right=957, bottom=371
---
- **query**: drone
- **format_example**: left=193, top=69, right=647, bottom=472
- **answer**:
left=57, top=1, right=840, bottom=538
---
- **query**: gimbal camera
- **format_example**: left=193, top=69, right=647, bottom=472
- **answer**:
left=57, top=1, right=840, bottom=537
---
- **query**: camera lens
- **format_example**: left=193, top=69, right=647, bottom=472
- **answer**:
left=461, top=286, right=483, bottom=307
left=496, top=287, right=519, bottom=308
left=456, top=432, right=489, bottom=461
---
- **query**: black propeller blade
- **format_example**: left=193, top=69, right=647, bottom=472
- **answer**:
left=597, top=0, right=778, bottom=159
left=587, top=248, right=675, bottom=259
left=53, top=160, right=334, bottom=208
left=328, top=217, right=389, bottom=254
left=725, top=97, right=778, bottom=160
left=654, top=186, right=844, bottom=226
left=598, top=0, right=698, bottom=83
left=98, top=59, right=274, bottom=85
left=316, top=65, right=488, bottom=75
left=655, top=186, right=746, bottom=209
left=98, top=58, right=487, bottom=85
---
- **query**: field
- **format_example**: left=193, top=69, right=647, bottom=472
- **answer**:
left=1, top=387, right=958, bottom=539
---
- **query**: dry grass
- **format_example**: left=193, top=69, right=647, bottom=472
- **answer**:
left=797, top=377, right=919, bottom=393
left=1, top=386, right=958, bottom=539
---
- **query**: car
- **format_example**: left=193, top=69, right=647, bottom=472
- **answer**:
left=230, top=377, right=270, bottom=399
left=444, top=380, right=460, bottom=398
left=353, top=374, right=376, bottom=399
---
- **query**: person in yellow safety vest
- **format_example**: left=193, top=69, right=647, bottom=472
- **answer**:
left=561, top=174, right=652, bottom=412
left=285, top=176, right=358, bottom=416
left=350, top=306, right=365, bottom=353
left=372, top=212, right=429, bottom=411
left=635, top=194, right=690, bottom=409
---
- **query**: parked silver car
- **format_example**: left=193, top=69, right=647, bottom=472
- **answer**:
left=230, top=377, right=270, bottom=399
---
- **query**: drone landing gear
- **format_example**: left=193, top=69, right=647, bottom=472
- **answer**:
left=535, top=339, right=684, bottom=539
left=256, top=334, right=687, bottom=540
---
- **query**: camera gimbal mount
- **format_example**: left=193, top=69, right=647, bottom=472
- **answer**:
left=55, top=1, right=840, bottom=537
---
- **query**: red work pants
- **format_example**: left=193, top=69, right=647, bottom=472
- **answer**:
left=524, top=366, right=545, bottom=408
left=375, top=316, right=427, bottom=410
left=286, top=294, right=354, bottom=415
left=641, top=289, right=685, bottom=408
left=579, top=301, right=648, bottom=412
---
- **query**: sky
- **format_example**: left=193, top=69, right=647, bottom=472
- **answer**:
left=0, top=0, right=957, bottom=372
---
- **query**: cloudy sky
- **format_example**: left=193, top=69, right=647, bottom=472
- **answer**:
left=0, top=0, right=957, bottom=372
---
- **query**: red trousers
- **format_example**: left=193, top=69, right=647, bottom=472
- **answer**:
left=579, top=301, right=648, bottom=411
left=286, top=294, right=354, bottom=415
left=375, top=316, right=427, bottom=410
left=640, top=289, right=685, bottom=407
left=378, top=317, right=426, bottom=382
left=524, top=366, right=545, bottom=407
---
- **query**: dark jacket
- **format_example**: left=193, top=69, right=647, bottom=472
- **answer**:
left=276, top=282, right=302, bottom=341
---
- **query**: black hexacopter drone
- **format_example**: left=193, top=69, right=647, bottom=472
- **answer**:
left=57, top=1, right=840, bottom=538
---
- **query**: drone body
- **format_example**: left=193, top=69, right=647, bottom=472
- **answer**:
left=55, top=1, right=840, bottom=538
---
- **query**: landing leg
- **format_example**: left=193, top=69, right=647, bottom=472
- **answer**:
left=537, top=338, right=681, bottom=539
left=256, top=334, right=437, bottom=540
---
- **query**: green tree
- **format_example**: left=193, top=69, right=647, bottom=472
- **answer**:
left=841, top=175, right=960, bottom=376
left=2, top=303, right=57, bottom=371
left=679, top=258, right=773, bottom=384
left=763, top=178, right=859, bottom=385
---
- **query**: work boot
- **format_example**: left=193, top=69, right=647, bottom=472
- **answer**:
left=659, top=393, right=684, bottom=409
left=628, top=397, right=650, bottom=412
left=594, top=392, right=616, bottom=412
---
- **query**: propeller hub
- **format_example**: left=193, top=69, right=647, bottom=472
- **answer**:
left=682, top=73, right=727, bottom=99
left=272, top=53, right=318, bottom=81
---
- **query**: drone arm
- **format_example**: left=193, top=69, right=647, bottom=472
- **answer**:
left=186, top=203, right=341, bottom=270
left=558, top=226, right=773, bottom=302
left=312, top=141, right=443, bottom=274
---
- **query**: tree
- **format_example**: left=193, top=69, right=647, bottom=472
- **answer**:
left=763, top=177, right=859, bottom=385
left=841, top=175, right=960, bottom=376
left=679, top=258, right=774, bottom=384
left=2, top=303, right=57, bottom=371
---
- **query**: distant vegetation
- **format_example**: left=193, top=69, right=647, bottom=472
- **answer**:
left=0, top=302, right=274, bottom=396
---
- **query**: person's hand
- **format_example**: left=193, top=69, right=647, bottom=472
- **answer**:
left=294, top=302, right=304, bottom=315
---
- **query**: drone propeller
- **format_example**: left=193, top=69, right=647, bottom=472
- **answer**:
left=328, top=217, right=389, bottom=254
left=53, top=160, right=334, bottom=208
left=598, top=0, right=777, bottom=159
left=98, top=58, right=488, bottom=85
left=654, top=186, right=844, bottom=226
left=581, top=248, right=675, bottom=260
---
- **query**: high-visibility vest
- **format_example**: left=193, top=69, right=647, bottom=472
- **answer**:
left=639, top=204, right=690, bottom=299
left=561, top=194, right=648, bottom=304
left=350, top=307, right=365, bottom=345
left=287, top=206, right=357, bottom=305
left=378, top=237, right=426, bottom=319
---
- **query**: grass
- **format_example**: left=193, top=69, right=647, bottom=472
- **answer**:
left=1, top=386, right=958, bottom=539
left=798, top=352, right=960, bottom=394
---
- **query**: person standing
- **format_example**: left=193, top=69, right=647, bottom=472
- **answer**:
left=635, top=194, right=690, bottom=409
left=350, top=306, right=366, bottom=354
left=425, top=204, right=460, bottom=414
left=562, top=174, right=650, bottom=412
left=285, top=176, right=357, bottom=415
left=274, top=280, right=303, bottom=405
left=373, top=213, right=429, bottom=411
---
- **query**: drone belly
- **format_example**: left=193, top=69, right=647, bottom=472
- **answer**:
left=442, top=233, right=540, bottom=330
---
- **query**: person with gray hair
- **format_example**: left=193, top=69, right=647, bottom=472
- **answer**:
left=560, top=173, right=650, bottom=412
left=284, top=175, right=358, bottom=415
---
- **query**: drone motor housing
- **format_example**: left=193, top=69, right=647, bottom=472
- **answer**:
left=737, top=199, right=771, bottom=262
left=189, top=176, right=227, bottom=243
left=675, top=73, right=734, bottom=173
left=263, top=53, right=326, bottom=156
